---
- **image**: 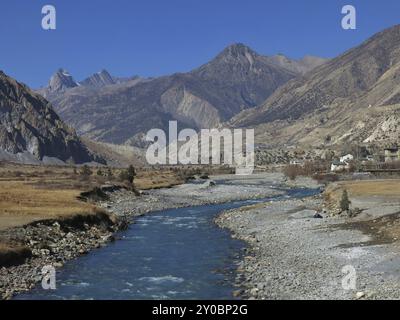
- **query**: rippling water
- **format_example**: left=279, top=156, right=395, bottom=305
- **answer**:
left=16, top=187, right=319, bottom=300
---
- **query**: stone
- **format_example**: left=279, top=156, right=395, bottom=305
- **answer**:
left=249, top=288, right=259, bottom=296
left=232, top=290, right=243, bottom=297
left=355, top=291, right=365, bottom=299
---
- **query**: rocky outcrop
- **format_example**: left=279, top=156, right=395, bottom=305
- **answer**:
left=0, top=209, right=125, bottom=299
left=48, top=69, right=78, bottom=94
left=0, top=70, right=99, bottom=163
left=80, top=69, right=116, bottom=88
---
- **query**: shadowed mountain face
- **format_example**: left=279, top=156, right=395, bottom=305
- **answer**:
left=0, top=71, right=97, bottom=164
left=231, top=25, right=400, bottom=146
left=39, top=44, right=326, bottom=146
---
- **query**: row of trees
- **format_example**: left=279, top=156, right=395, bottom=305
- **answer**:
left=282, top=161, right=330, bottom=180
left=76, top=165, right=136, bottom=184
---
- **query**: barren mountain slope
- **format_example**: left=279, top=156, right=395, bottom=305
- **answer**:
left=0, top=71, right=98, bottom=164
left=231, top=25, right=400, bottom=147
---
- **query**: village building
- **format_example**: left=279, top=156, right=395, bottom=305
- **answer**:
left=331, top=154, right=354, bottom=172
left=340, top=154, right=354, bottom=163
left=331, top=160, right=347, bottom=172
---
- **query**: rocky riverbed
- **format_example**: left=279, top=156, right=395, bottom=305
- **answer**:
left=216, top=190, right=400, bottom=300
left=0, top=172, right=295, bottom=300
left=100, top=173, right=294, bottom=219
left=0, top=211, right=126, bottom=299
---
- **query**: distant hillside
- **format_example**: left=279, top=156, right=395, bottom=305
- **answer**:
left=82, top=137, right=146, bottom=168
left=231, top=25, right=400, bottom=147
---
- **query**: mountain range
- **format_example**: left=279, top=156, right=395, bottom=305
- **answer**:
left=38, top=44, right=326, bottom=146
left=3, top=25, right=400, bottom=165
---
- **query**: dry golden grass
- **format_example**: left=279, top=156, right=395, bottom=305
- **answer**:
left=0, top=180, right=96, bottom=231
left=0, top=181, right=94, bottom=215
left=135, top=170, right=184, bottom=190
left=327, top=179, right=400, bottom=199
left=0, top=162, right=186, bottom=231
left=0, top=243, right=10, bottom=252
left=340, top=180, right=400, bottom=197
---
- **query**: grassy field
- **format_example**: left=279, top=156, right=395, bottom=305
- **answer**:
left=324, top=178, right=400, bottom=220
left=326, top=179, right=400, bottom=203
left=0, top=162, right=187, bottom=231
left=335, top=180, right=400, bottom=198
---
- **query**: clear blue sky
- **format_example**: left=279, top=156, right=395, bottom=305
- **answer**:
left=1, top=0, right=399, bottom=88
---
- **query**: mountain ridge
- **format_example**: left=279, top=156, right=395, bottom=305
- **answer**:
left=230, top=24, right=400, bottom=147
left=38, top=43, right=327, bottom=146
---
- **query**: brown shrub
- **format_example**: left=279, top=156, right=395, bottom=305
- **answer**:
left=313, top=173, right=339, bottom=184
left=381, top=160, right=400, bottom=170
left=283, top=165, right=301, bottom=180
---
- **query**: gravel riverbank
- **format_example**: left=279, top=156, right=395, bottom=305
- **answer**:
left=101, top=173, right=292, bottom=218
left=216, top=189, right=400, bottom=300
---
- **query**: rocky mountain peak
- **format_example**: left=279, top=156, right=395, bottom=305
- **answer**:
left=81, top=69, right=116, bottom=88
left=220, top=43, right=257, bottom=57
left=48, top=68, right=78, bottom=93
left=213, top=43, right=261, bottom=67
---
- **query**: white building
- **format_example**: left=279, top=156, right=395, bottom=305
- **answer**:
left=331, top=160, right=349, bottom=172
left=340, top=154, right=354, bottom=163
left=331, top=154, right=353, bottom=172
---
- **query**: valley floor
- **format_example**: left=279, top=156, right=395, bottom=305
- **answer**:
left=0, top=172, right=290, bottom=299
left=2, top=168, right=400, bottom=300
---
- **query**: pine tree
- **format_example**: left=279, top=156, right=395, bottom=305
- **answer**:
left=127, top=165, right=136, bottom=184
left=119, top=165, right=136, bottom=184
left=340, top=189, right=351, bottom=213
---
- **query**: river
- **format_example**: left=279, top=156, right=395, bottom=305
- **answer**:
left=16, top=187, right=319, bottom=300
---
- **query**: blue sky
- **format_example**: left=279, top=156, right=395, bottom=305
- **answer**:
left=1, top=0, right=399, bottom=88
